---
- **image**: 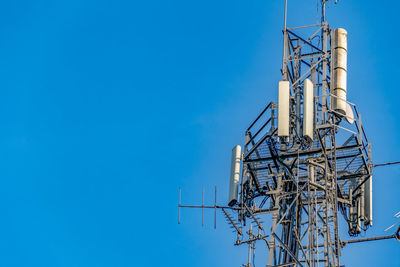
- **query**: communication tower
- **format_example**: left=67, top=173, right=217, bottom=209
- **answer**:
left=179, top=1, right=400, bottom=266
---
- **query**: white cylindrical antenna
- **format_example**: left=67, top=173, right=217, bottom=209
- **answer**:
left=278, top=81, right=290, bottom=138
left=332, top=28, right=348, bottom=114
left=228, top=145, right=242, bottom=206
left=303, top=78, right=314, bottom=141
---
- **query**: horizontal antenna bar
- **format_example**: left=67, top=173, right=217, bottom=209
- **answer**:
left=235, top=234, right=269, bottom=246
left=373, top=161, right=400, bottom=167
left=179, top=205, right=276, bottom=214
left=179, top=205, right=234, bottom=209
left=341, top=234, right=395, bottom=246
left=287, top=23, right=322, bottom=30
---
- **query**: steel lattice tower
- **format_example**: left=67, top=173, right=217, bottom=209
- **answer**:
left=241, top=1, right=370, bottom=266
left=179, top=1, right=400, bottom=266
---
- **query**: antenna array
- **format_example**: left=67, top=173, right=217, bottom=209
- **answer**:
left=179, top=1, right=400, bottom=266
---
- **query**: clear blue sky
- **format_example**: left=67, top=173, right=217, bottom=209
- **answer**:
left=0, top=0, right=399, bottom=266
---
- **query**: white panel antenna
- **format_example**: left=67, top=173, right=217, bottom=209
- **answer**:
left=303, top=78, right=314, bottom=141
left=278, top=81, right=290, bottom=138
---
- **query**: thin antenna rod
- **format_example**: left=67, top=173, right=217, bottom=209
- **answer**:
left=202, top=187, right=204, bottom=227
left=321, top=0, right=326, bottom=23
left=282, top=0, right=289, bottom=80
left=284, top=0, right=288, bottom=30
left=247, top=224, right=252, bottom=267
left=373, top=161, right=400, bottom=167
left=214, top=186, right=217, bottom=229
left=342, top=234, right=396, bottom=245
left=178, top=187, right=181, bottom=224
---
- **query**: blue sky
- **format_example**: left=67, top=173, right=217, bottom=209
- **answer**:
left=0, top=0, right=399, bottom=266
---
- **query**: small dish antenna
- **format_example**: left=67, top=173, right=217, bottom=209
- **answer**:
left=345, top=103, right=354, bottom=124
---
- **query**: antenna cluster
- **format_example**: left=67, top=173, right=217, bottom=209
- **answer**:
left=178, top=1, right=400, bottom=266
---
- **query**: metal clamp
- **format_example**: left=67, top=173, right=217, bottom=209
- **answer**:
left=395, top=225, right=400, bottom=242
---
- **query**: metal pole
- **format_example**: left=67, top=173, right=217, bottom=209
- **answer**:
left=202, top=187, right=204, bottom=227
left=179, top=187, right=181, bottom=224
left=282, top=0, right=288, bottom=81
left=342, top=235, right=395, bottom=245
left=214, top=186, right=217, bottom=229
left=284, top=0, right=287, bottom=29
left=248, top=224, right=252, bottom=267
left=374, top=161, right=400, bottom=167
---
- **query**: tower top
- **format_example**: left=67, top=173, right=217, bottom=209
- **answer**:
left=283, top=0, right=341, bottom=29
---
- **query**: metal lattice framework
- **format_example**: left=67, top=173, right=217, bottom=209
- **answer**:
left=239, top=1, right=371, bottom=266
left=178, top=1, right=400, bottom=266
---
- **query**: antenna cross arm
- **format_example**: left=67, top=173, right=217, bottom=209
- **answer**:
left=235, top=235, right=269, bottom=246
left=372, top=161, right=400, bottom=168
left=341, top=226, right=400, bottom=247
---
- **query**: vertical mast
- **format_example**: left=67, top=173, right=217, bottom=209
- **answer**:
left=282, top=0, right=288, bottom=81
